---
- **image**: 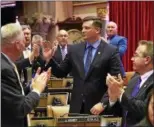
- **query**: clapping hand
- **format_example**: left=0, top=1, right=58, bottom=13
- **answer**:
left=31, top=67, right=51, bottom=93
left=42, top=40, right=56, bottom=61
left=106, top=73, right=124, bottom=99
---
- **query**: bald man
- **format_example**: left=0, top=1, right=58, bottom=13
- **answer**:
left=53, top=29, right=71, bottom=64
left=106, top=21, right=127, bottom=77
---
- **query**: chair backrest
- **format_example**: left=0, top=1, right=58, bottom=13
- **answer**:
left=48, top=78, right=63, bottom=88
left=48, top=77, right=73, bottom=88
left=38, top=93, right=48, bottom=107
left=124, top=71, right=135, bottom=85
left=47, top=105, right=70, bottom=118
left=47, top=92, right=69, bottom=106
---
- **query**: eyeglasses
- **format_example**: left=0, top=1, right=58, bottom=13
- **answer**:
left=132, top=52, right=150, bottom=59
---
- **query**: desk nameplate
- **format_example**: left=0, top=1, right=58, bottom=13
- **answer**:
left=57, top=116, right=100, bottom=123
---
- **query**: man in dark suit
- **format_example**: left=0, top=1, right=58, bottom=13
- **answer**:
left=105, top=40, right=153, bottom=126
left=16, top=25, right=33, bottom=85
left=44, top=16, right=122, bottom=114
left=106, top=21, right=127, bottom=77
left=53, top=29, right=72, bottom=76
left=53, top=29, right=71, bottom=64
left=1, top=23, right=50, bottom=127
left=16, top=25, right=42, bottom=84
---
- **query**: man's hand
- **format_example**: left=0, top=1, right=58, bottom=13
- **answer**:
left=42, top=41, right=56, bottom=62
left=29, top=44, right=40, bottom=63
left=31, top=67, right=51, bottom=93
left=106, top=74, right=124, bottom=98
left=33, top=44, right=40, bottom=57
left=106, top=73, right=123, bottom=88
left=90, top=102, right=104, bottom=115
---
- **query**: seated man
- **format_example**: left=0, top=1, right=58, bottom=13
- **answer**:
left=91, top=40, right=153, bottom=127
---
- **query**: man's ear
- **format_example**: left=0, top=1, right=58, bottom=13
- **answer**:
left=95, top=27, right=101, bottom=34
left=145, top=56, right=152, bottom=65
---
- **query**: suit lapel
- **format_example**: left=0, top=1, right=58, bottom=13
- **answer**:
left=54, top=45, right=62, bottom=62
left=85, top=41, right=105, bottom=79
left=78, top=42, right=86, bottom=79
left=136, top=73, right=154, bottom=97
left=125, top=75, right=139, bottom=98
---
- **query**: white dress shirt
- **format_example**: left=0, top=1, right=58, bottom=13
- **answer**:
left=23, top=44, right=32, bottom=58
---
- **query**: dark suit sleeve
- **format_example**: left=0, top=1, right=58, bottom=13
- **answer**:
left=120, top=92, right=149, bottom=120
left=1, top=81, right=40, bottom=119
left=45, top=50, right=72, bottom=78
left=118, top=37, right=127, bottom=57
left=15, top=58, right=31, bottom=71
left=100, top=47, right=121, bottom=106
left=32, top=56, right=45, bottom=73
left=108, top=47, right=122, bottom=76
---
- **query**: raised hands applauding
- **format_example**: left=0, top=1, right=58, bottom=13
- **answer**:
left=42, top=40, right=57, bottom=62
left=106, top=73, right=124, bottom=101
left=31, top=67, right=51, bottom=93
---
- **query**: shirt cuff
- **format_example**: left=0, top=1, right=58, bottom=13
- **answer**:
left=101, top=102, right=107, bottom=109
left=29, top=57, right=33, bottom=65
left=119, top=91, right=125, bottom=102
left=109, top=99, right=116, bottom=107
left=32, top=89, right=41, bottom=96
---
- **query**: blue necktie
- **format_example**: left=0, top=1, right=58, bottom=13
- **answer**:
left=124, top=77, right=142, bottom=127
left=131, top=77, right=142, bottom=97
left=84, top=45, right=93, bottom=75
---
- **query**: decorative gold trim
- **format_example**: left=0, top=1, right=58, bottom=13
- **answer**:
left=73, top=1, right=107, bottom=7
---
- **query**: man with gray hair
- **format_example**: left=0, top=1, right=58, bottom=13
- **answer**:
left=32, top=34, right=43, bottom=47
left=16, top=25, right=40, bottom=86
left=32, top=34, right=44, bottom=57
left=31, top=34, right=45, bottom=74
left=1, top=23, right=51, bottom=127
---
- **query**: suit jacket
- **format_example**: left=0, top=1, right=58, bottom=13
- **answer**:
left=53, top=44, right=71, bottom=64
left=46, top=40, right=121, bottom=114
left=121, top=72, right=154, bottom=126
left=16, top=47, right=44, bottom=83
left=16, top=53, right=32, bottom=85
left=109, top=35, right=127, bottom=58
left=107, top=72, right=154, bottom=126
left=108, top=35, right=127, bottom=77
left=1, top=53, right=40, bottom=127
left=53, top=44, right=72, bottom=76
left=134, top=117, right=153, bottom=127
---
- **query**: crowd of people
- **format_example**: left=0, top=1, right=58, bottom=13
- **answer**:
left=1, top=16, right=153, bottom=127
